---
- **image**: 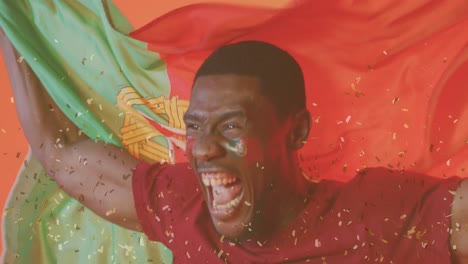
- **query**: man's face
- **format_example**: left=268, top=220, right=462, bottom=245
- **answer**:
left=184, top=74, right=290, bottom=240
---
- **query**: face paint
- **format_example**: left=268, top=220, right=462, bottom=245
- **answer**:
left=223, top=138, right=248, bottom=158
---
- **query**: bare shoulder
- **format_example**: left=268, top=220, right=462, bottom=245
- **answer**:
left=451, top=179, right=468, bottom=263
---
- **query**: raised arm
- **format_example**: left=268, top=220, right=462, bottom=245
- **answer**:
left=0, top=29, right=141, bottom=231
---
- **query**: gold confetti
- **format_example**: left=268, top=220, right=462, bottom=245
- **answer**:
left=315, top=239, right=321, bottom=247
left=105, top=208, right=116, bottom=216
left=345, top=115, right=351, bottom=123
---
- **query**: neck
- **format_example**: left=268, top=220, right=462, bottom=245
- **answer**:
left=255, top=156, right=313, bottom=238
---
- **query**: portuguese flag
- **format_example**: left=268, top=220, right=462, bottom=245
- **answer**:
left=1, top=0, right=467, bottom=263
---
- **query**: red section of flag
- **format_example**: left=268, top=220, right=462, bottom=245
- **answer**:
left=131, top=1, right=468, bottom=180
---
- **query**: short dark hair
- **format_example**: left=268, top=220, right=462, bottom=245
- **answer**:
left=194, top=41, right=306, bottom=118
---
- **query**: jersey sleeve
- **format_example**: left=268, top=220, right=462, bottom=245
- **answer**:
left=132, top=161, right=198, bottom=242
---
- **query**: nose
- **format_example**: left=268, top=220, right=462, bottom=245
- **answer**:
left=191, top=134, right=226, bottom=161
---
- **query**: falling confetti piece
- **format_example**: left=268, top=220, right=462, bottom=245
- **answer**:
left=345, top=115, right=351, bottom=124
left=315, top=239, right=321, bottom=247
left=105, top=208, right=116, bottom=216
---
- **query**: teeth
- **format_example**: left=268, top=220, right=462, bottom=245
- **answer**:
left=210, top=178, right=216, bottom=186
left=213, top=194, right=242, bottom=211
left=202, top=178, right=210, bottom=186
left=201, top=173, right=238, bottom=187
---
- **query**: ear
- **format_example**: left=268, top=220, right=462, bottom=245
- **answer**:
left=287, top=109, right=311, bottom=150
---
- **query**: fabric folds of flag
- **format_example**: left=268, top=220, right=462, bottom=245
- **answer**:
left=0, top=0, right=175, bottom=263
left=131, top=0, right=468, bottom=180
left=1, top=0, right=467, bottom=263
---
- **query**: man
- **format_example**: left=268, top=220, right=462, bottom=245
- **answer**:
left=2, top=27, right=468, bottom=263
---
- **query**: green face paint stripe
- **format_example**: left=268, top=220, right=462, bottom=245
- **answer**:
left=224, top=138, right=248, bottom=157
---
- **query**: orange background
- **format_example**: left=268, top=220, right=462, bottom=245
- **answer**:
left=0, top=0, right=286, bottom=255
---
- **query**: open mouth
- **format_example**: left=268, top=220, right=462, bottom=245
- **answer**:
left=200, top=172, right=244, bottom=220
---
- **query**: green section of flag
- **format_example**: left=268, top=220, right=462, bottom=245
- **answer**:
left=0, top=1, right=174, bottom=263
left=0, top=0, right=172, bottom=145
left=3, top=154, right=173, bottom=264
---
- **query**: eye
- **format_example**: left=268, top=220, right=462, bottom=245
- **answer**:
left=223, top=123, right=241, bottom=131
left=186, top=123, right=200, bottom=131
